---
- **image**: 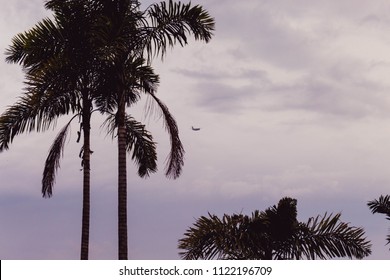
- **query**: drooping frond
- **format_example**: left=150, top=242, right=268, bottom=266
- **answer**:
left=124, top=114, right=157, bottom=177
left=146, top=92, right=184, bottom=179
left=103, top=113, right=158, bottom=177
left=0, top=90, right=73, bottom=152
left=42, top=118, right=75, bottom=197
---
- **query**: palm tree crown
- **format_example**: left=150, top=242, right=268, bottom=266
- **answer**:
left=179, top=197, right=372, bottom=260
left=1, top=0, right=215, bottom=260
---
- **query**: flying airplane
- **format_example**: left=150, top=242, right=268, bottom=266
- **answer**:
left=192, top=126, right=201, bottom=131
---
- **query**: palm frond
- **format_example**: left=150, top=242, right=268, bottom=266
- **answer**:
left=103, top=113, right=158, bottom=177
left=146, top=92, right=184, bottom=179
left=368, top=195, right=390, bottom=218
left=293, top=213, right=372, bottom=259
left=5, top=17, right=63, bottom=71
left=178, top=213, right=247, bottom=260
left=142, top=0, right=215, bottom=59
left=42, top=118, right=75, bottom=197
left=125, top=56, right=160, bottom=99
left=368, top=195, right=390, bottom=248
left=124, top=114, right=157, bottom=177
left=0, top=91, right=71, bottom=151
left=179, top=197, right=372, bottom=260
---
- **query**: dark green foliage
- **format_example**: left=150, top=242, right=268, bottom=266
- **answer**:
left=179, top=197, right=372, bottom=260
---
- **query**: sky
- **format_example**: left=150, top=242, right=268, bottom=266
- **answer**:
left=1, top=0, right=390, bottom=259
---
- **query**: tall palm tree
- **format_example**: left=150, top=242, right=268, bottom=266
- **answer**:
left=2, top=0, right=214, bottom=260
left=1, top=0, right=159, bottom=259
left=179, top=197, right=372, bottom=260
left=91, top=0, right=215, bottom=259
left=367, top=195, right=390, bottom=249
left=1, top=0, right=97, bottom=259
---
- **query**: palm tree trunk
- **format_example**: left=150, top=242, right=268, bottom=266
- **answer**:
left=80, top=96, right=91, bottom=260
left=117, top=98, right=128, bottom=260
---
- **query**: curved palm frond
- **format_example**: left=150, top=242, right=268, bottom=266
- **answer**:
left=126, top=57, right=160, bottom=99
left=142, top=0, right=215, bottom=59
left=368, top=195, right=390, bottom=247
left=368, top=195, right=390, bottom=218
left=0, top=89, right=74, bottom=152
left=146, top=92, right=184, bottom=179
left=5, top=17, right=66, bottom=81
left=179, top=213, right=251, bottom=260
left=42, top=117, right=77, bottom=197
left=103, top=114, right=158, bottom=177
left=124, top=115, right=157, bottom=177
left=288, top=213, right=371, bottom=260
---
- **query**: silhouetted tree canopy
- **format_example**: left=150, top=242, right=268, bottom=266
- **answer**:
left=179, top=197, right=372, bottom=260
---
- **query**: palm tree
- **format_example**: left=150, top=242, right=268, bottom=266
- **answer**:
left=2, top=0, right=214, bottom=260
left=1, top=0, right=97, bottom=259
left=1, top=0, right=159, bottom=259
left=91, top=0, right=215, bottom=259
left=367, top=195, right=390, bottom=249
left=179, top=197, right=372, bottom=259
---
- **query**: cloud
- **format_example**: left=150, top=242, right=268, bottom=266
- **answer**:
left=3, top=0, right=390, bottom=260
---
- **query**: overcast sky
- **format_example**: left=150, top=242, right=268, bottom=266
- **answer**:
left=1, top=0, right=390, bottom=259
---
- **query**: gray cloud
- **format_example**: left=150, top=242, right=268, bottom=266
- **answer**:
left=2, top=0, right=390, bottom=260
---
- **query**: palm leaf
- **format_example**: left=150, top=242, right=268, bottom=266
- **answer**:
left=292, top=213, right=372, bottom=259
left=179, top=213, right=246, bottom=260
left=103, top=113, right=158, bottom=177
left=368, top=195, right=390, bottom=247
left=5, top=17, right=63, bottom=72
left=42, top=118, right=75, bottom=197
left=368, top=195, right=390, bottom=218
left=124, top=115, right=157, bottom=177
left=146, top=92, right=184, bottom=179
left=0, top=91, right=72, bottom=151
left=142, top=0, right=215, bottom=59
left=179, top=212, right=271, bottom=260
left=179, top=197, right=372, bottom=260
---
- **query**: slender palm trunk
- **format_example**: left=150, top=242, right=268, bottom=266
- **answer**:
left=117, top=97, right=128, bottom=260
left=80, top=96, right=91, bottom=260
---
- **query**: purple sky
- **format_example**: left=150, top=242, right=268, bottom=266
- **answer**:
left=1, top=0, right=390, bottom=259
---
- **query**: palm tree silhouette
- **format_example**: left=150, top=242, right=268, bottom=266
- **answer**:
left=179, top=197, right=372, bottom=259
left=1, top=0, right=159, bottom=259
left=89, top=0, right=214, bottom=259
left=1, top=0, right=215, bottom=259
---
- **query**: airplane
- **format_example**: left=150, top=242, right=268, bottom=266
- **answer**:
left=192, top=126, right=201, bottom=131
